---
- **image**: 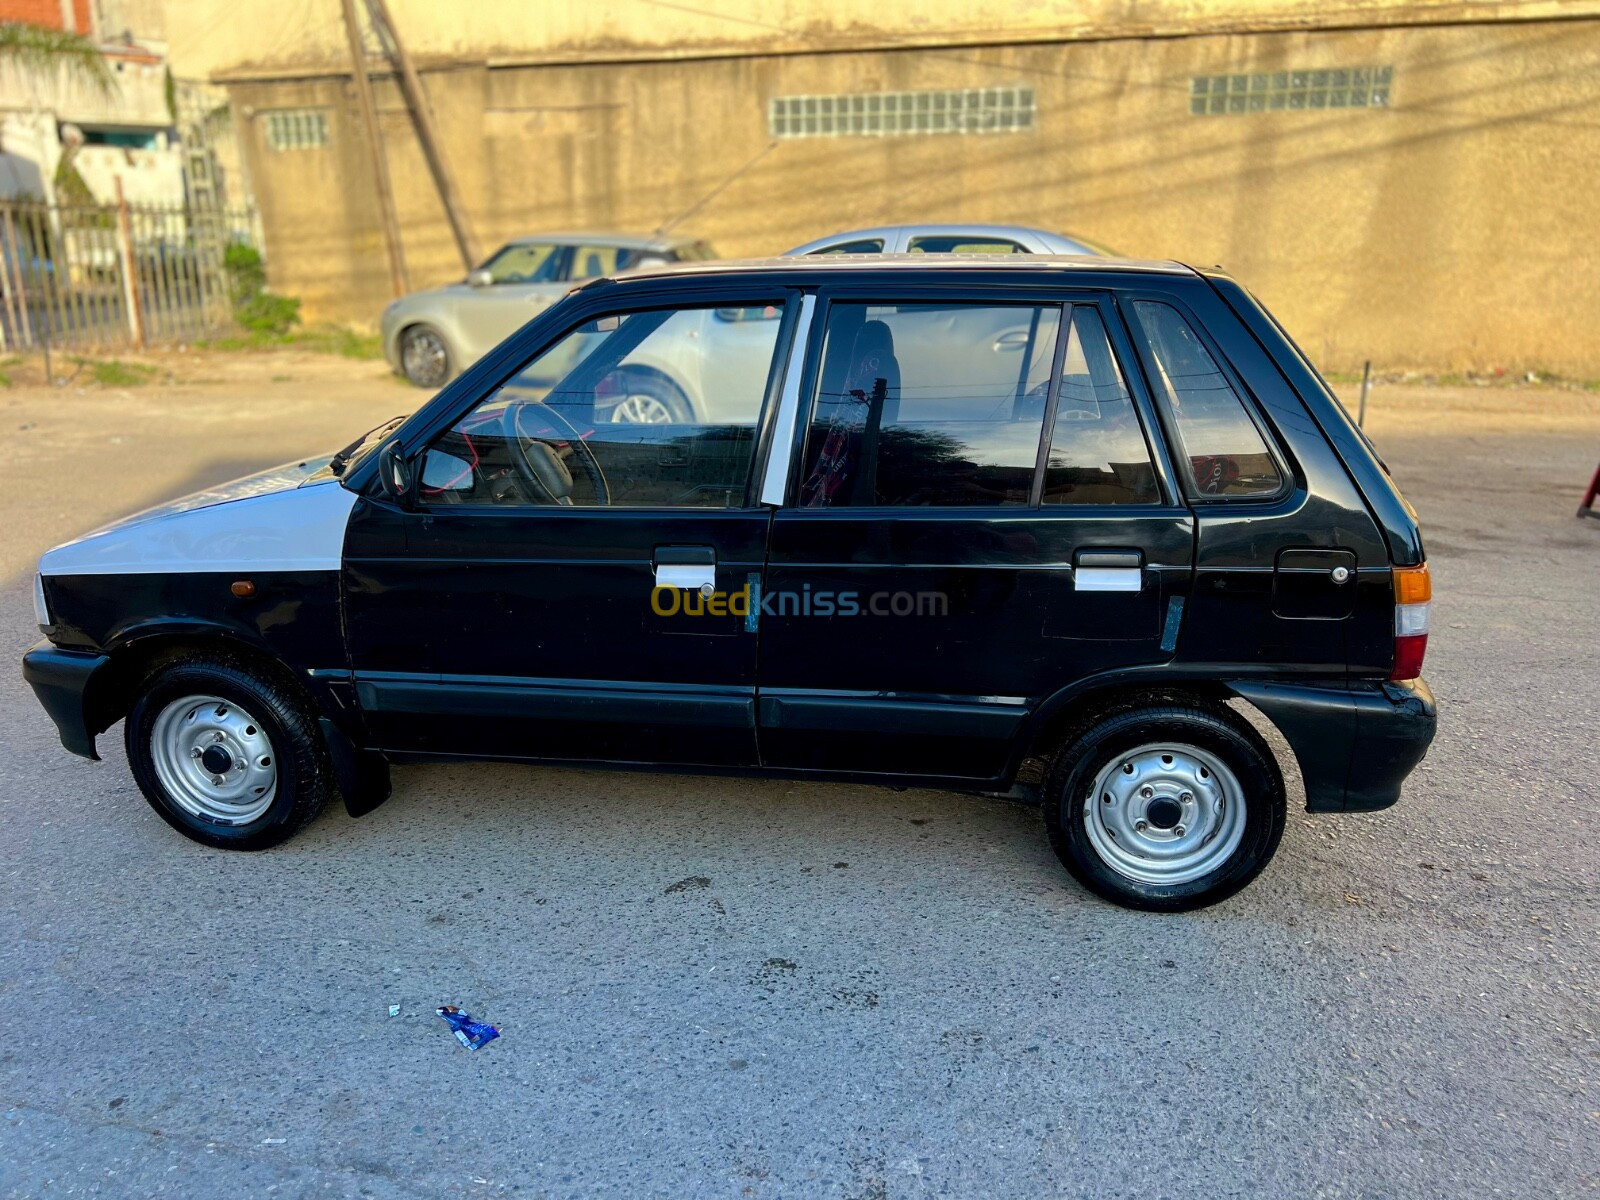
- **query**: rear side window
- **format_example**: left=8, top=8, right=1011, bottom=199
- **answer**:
left=1042, top=307, right=1158, bottom=505
left=1131, top=301, right=1283, bottom=498
left=907, top=236, right=1026, bottom=254
left=569, top=245, right=629, bottom=280
left=798, top=302, right=1061, bottom=507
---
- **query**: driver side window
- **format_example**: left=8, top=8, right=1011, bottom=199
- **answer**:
left=420, top=302, right=787, bottom=509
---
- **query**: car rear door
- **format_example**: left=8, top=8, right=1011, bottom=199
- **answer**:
left=755, top=285, right=1194, bottom=782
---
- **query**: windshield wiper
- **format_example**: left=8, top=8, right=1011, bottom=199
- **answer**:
left=330, top=415, right=407, bottom=476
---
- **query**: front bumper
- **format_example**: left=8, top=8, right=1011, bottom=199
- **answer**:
left=21, top=640, right=113, bottom=760
left=1228, top=677, right=1437, bottom=813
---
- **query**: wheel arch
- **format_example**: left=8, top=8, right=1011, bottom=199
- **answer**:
left=95, top=622, right=336, bottom=738
left=610, top=359, right=699, bottom=422
left=96, top=624, right=389, bottom=818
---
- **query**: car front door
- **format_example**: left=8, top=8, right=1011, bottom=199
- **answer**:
left=756, top=289, right=1194, bottom=782
left=343, top=288, right=803, bottom=767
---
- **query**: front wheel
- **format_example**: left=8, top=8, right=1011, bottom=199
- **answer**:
left=400, top=324, right=451, bottom=388
left=125, top=656, right=335, bottom=850
left=605, top=370, right=692, bottom=424
left=1043, top=701, right=1286, bottom=911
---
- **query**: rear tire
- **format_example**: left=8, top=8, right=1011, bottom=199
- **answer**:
left=1043, top=701, right=1286, bottom=911
left=125, top=656, right=334, bottom=851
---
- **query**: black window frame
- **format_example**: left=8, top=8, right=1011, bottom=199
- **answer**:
left=783, top=285, right=1182, bottom=513
left=1117, top=292, right=1294, bottom=506
left=410, top=290, right=802, bottom=513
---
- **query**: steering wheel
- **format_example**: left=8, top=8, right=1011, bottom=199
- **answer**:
left=500, top=400, right=611, bottom=506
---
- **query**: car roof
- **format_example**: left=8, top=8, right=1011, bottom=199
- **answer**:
left=597, top=252, right=1194, bottom=285
left=502, top=232, right=699, bottom=250
left=784, top=224, right=1111, bottom=254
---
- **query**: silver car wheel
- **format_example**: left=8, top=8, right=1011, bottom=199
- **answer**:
left=149, top=694, right=278, bottom=825
left=608, top=392, right=676, bottom=424
left=401, top=326, right=449, bottom=388
left=1083, top=743, right=1247, bottom=886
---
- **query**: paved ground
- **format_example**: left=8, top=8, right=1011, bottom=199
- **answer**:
left=0, top=359, right=1596, bottom=1198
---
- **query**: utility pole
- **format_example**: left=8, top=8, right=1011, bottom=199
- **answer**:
left=364, top=0, right=482, bottom=272
left=341, top=0, right=409, bottom=297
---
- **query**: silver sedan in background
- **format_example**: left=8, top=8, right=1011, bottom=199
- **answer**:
left=380, top=233, right=716, bottom=388
left=784, top=223, right=1113, bottom=256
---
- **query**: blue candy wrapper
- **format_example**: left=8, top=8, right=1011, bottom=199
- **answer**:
left=436, top=1005, right=499, bottom=1051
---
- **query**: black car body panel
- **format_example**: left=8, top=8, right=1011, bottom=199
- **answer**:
left=24, top=256, right=1434, bottom=834
left=1228, top=677, right=1437, bottom=812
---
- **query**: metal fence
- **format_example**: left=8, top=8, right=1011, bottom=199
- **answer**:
left=0, top=198, right=260, bottom=353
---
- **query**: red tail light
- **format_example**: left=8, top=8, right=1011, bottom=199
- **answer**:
left=1390, top=565, right=1431, bottom=681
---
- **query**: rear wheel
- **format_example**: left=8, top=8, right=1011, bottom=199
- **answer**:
left=125, top=656, right=335, bottom=850
left=1043, top=701, right=1286, bottom=911
left=400, top=324, right=451, bottom=388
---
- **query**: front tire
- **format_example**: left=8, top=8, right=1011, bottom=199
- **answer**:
left=400, top=324, right=451, bottom=388
left=1043, top=701, right=1286, bottom=911
left=605, top=370, right=692, bottom=424
left=125, top=656, right=335, bottom=850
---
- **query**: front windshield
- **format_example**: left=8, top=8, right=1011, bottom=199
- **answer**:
left=476, top=242, right=562, bottom=285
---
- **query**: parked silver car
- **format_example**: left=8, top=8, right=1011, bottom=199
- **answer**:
left=380, top=233, right=716, bottom=387
left=784, top=224, right=1112, bottom=257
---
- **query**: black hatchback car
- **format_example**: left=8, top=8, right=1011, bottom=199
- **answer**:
left=23, top=256, right=1435, bottom=911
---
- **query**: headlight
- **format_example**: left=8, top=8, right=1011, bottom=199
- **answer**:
left=33, top=573, right=51, bottom=630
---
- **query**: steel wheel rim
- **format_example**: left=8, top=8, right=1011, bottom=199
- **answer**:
left=403, top=328, right=448, bottom=386
left=1083, top=743, right=1247, bottom=886
left=608, top=392, right=674, bottom=424
left=149, top=694, right=278, bottom=825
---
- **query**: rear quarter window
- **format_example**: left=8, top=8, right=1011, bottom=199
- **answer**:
left=1129, top=300, right=1284, bottom=499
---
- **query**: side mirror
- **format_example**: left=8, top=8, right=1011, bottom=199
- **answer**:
left=377, top=438, right=414, bottom=507
left=466, top=268, right=493, bottom=288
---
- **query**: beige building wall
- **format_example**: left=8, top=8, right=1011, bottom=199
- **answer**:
left=172, top=0, right=1596, bottom=76
left=225, top=15, right=1600, bottom=375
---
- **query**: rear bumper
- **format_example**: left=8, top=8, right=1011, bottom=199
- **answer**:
left=21, top=640, right=113, bottom=760
left=1228, top=677, right=1437, bottom=813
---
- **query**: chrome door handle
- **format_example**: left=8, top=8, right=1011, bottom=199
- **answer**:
left=654, top=546, right=716, bottom=594
left=1073, top=549, right=1144, bottom=592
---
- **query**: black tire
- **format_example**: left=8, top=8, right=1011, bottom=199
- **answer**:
left=124, top=656, right=335, bottom=851
left=605, top=369, right=693, bottom=424
left=1043, top=701, right=1286, bottom=912
left=400, top=323, right=451, bottom=388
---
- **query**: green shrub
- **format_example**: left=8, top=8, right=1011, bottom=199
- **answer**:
left=224, top=242, right=300, bottom=335
left=234, top=291, right=302, bottom=335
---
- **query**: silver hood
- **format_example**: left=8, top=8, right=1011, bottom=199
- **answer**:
left=39, top=456, right=356, bottom=578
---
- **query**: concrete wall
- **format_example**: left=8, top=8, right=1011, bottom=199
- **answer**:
left=173, top=0, right=1597, bottom=77
left=228, top=17, right=1600, bottom=375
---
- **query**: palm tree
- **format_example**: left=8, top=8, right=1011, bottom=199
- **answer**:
left=0, top=22, right=116, bottom=99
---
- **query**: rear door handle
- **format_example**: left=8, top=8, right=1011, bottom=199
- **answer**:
left=993, top=330, right=1030, bottom=351
left=654, top=545, right=716, bottom=593
left=1073, top=548, right=1144, bottom=592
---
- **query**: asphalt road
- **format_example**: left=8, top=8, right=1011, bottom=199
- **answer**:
left=1, top=374, right=1596, bottom=1198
